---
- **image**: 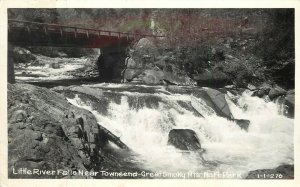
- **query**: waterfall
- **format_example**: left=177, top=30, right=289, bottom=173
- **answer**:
left=66, top=84, right=293, bottom=178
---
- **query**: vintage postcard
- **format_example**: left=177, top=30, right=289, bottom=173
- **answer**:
left=0, top=0, right=299, bottom=187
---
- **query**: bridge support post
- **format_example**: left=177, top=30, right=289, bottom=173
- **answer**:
left=97, top=46, right=128, bottom=82
left=8, top=43, right=15, bottom=83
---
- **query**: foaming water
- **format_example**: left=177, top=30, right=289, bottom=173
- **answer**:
left=15, top=55, right=96, bottom=82
left=67, top=85, right=293, bottom=178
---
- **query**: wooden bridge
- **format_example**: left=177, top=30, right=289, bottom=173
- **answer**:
left=7, top=19, right=166, bottom=83
left=8, top=19, right=165, bottom=48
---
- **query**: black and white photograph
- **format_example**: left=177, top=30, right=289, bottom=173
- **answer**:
left=3, top=6, right=296, bottom=182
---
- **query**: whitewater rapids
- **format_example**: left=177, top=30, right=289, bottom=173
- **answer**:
left=64, top=83, right=293, bottom=178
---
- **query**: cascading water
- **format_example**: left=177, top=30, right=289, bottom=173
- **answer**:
left=65, top=84, right=293, bottom=178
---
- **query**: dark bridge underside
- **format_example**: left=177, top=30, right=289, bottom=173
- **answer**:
left=8, top=28, right=134, bottom=48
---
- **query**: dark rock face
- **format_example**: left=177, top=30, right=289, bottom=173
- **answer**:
left=233, top=119, right=250, bottom=131
left=8, top=83, right=104, bottom=178
left=194, top=70, right=231, bottom=88
left=123, top=38, right=196, bottom=85
left=192, top=88, right=251, bottom=130
left=12, top=46, right=36, bottom=64
left=268, top=87, right=286, bottom=100
left=252, top=88, right=271, bottom=98
left=168, top=129, right=201, bottom=151
left=192, top=88, right=233, bottom=119
left=246, top=165, right=294, bottom=179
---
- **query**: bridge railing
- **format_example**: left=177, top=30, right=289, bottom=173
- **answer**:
left=8, top=19, right=166, bottom=40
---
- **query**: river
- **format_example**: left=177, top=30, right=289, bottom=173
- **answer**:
left=14, top=56, right=294, bottom=179
left=58, top=83, right=293, bottom=178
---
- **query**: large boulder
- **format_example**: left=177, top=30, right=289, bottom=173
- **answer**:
left=194, top=88, right=233, bottom=119
left=126, top=57, right=138, bottom=68
left=51, top=62, right=60, bottom=69
left=193, top=69, right=231, bottom=88
left=123, top=63, right=195, bottom=85
left=123, top=38, right=196, bottom=85
left=123, top=68, right=143, bottom=82
left=8, top=83, right=104, bottom=178
left=135, top=37, right=156, bottom=49
left=192, top=88, right=251, bottom=130
left=168, top=129, right=201, bottom=151
left=131, top=38, right=159, bottom=65
left=268, top=86, right=287, bottom=100
left=12, top=46, right=36, bottom=63
left=142, top=69, right=165, bottom=84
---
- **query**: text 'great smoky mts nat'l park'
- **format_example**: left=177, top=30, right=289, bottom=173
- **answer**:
left=7, top=9, right=294, bottom=179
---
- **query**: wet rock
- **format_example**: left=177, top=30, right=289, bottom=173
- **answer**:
left=124, top=65, right=195, bottom=85
left=193, top=88, right=251, bottom=132
left=204, top=88, right=233, bottom=119
left=252, top=87, right=271, bottom=98
left=233, top=119, right=250, bottom=131
left=12, top=46, right=36, bottom=63
left=246, top=164, right=294, bottom=179
left=51, top=63, right=60, bottom=69
left=142, top=69, right=165, bottom=84
left=168, top=129, right=201, bottom=151
left=268, top=86, right=286, bottom=100
left=126, top=57, right=137, bottom=68
left=194, top=70, right=231, bottom=88
left=247, top=84, right=256, bottom=90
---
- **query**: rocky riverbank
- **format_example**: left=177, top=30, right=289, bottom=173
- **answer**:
left=8, top=83, right=145, bottom=179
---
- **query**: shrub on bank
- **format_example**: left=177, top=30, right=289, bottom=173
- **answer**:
left=214, top=59, right=265, bottom=88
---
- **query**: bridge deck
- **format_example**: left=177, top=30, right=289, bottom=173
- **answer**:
left=8, top=19, right=166, bottom=48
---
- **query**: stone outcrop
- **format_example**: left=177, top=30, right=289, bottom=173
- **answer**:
left=251, top=85, right=294, bottom=118
left=8, top=83, right=147, bottom=179
left=122, top=38, right=196, bottom=85
left=252, top=87, right=271, bottom=98
left=51, top=62, right=61, bottom=69
left=168, top=129, right=201, bottom=151
left=268, top=86, right=287, bottom=100
left=193, top=69, right=231, bottom=88
left=12, top=46, right=36, bottom=64
left=8, top=83, right=105, bottom=178
left=192, top=88, right=233, bottom=119
left=192, top=88, right=250, bottom=130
